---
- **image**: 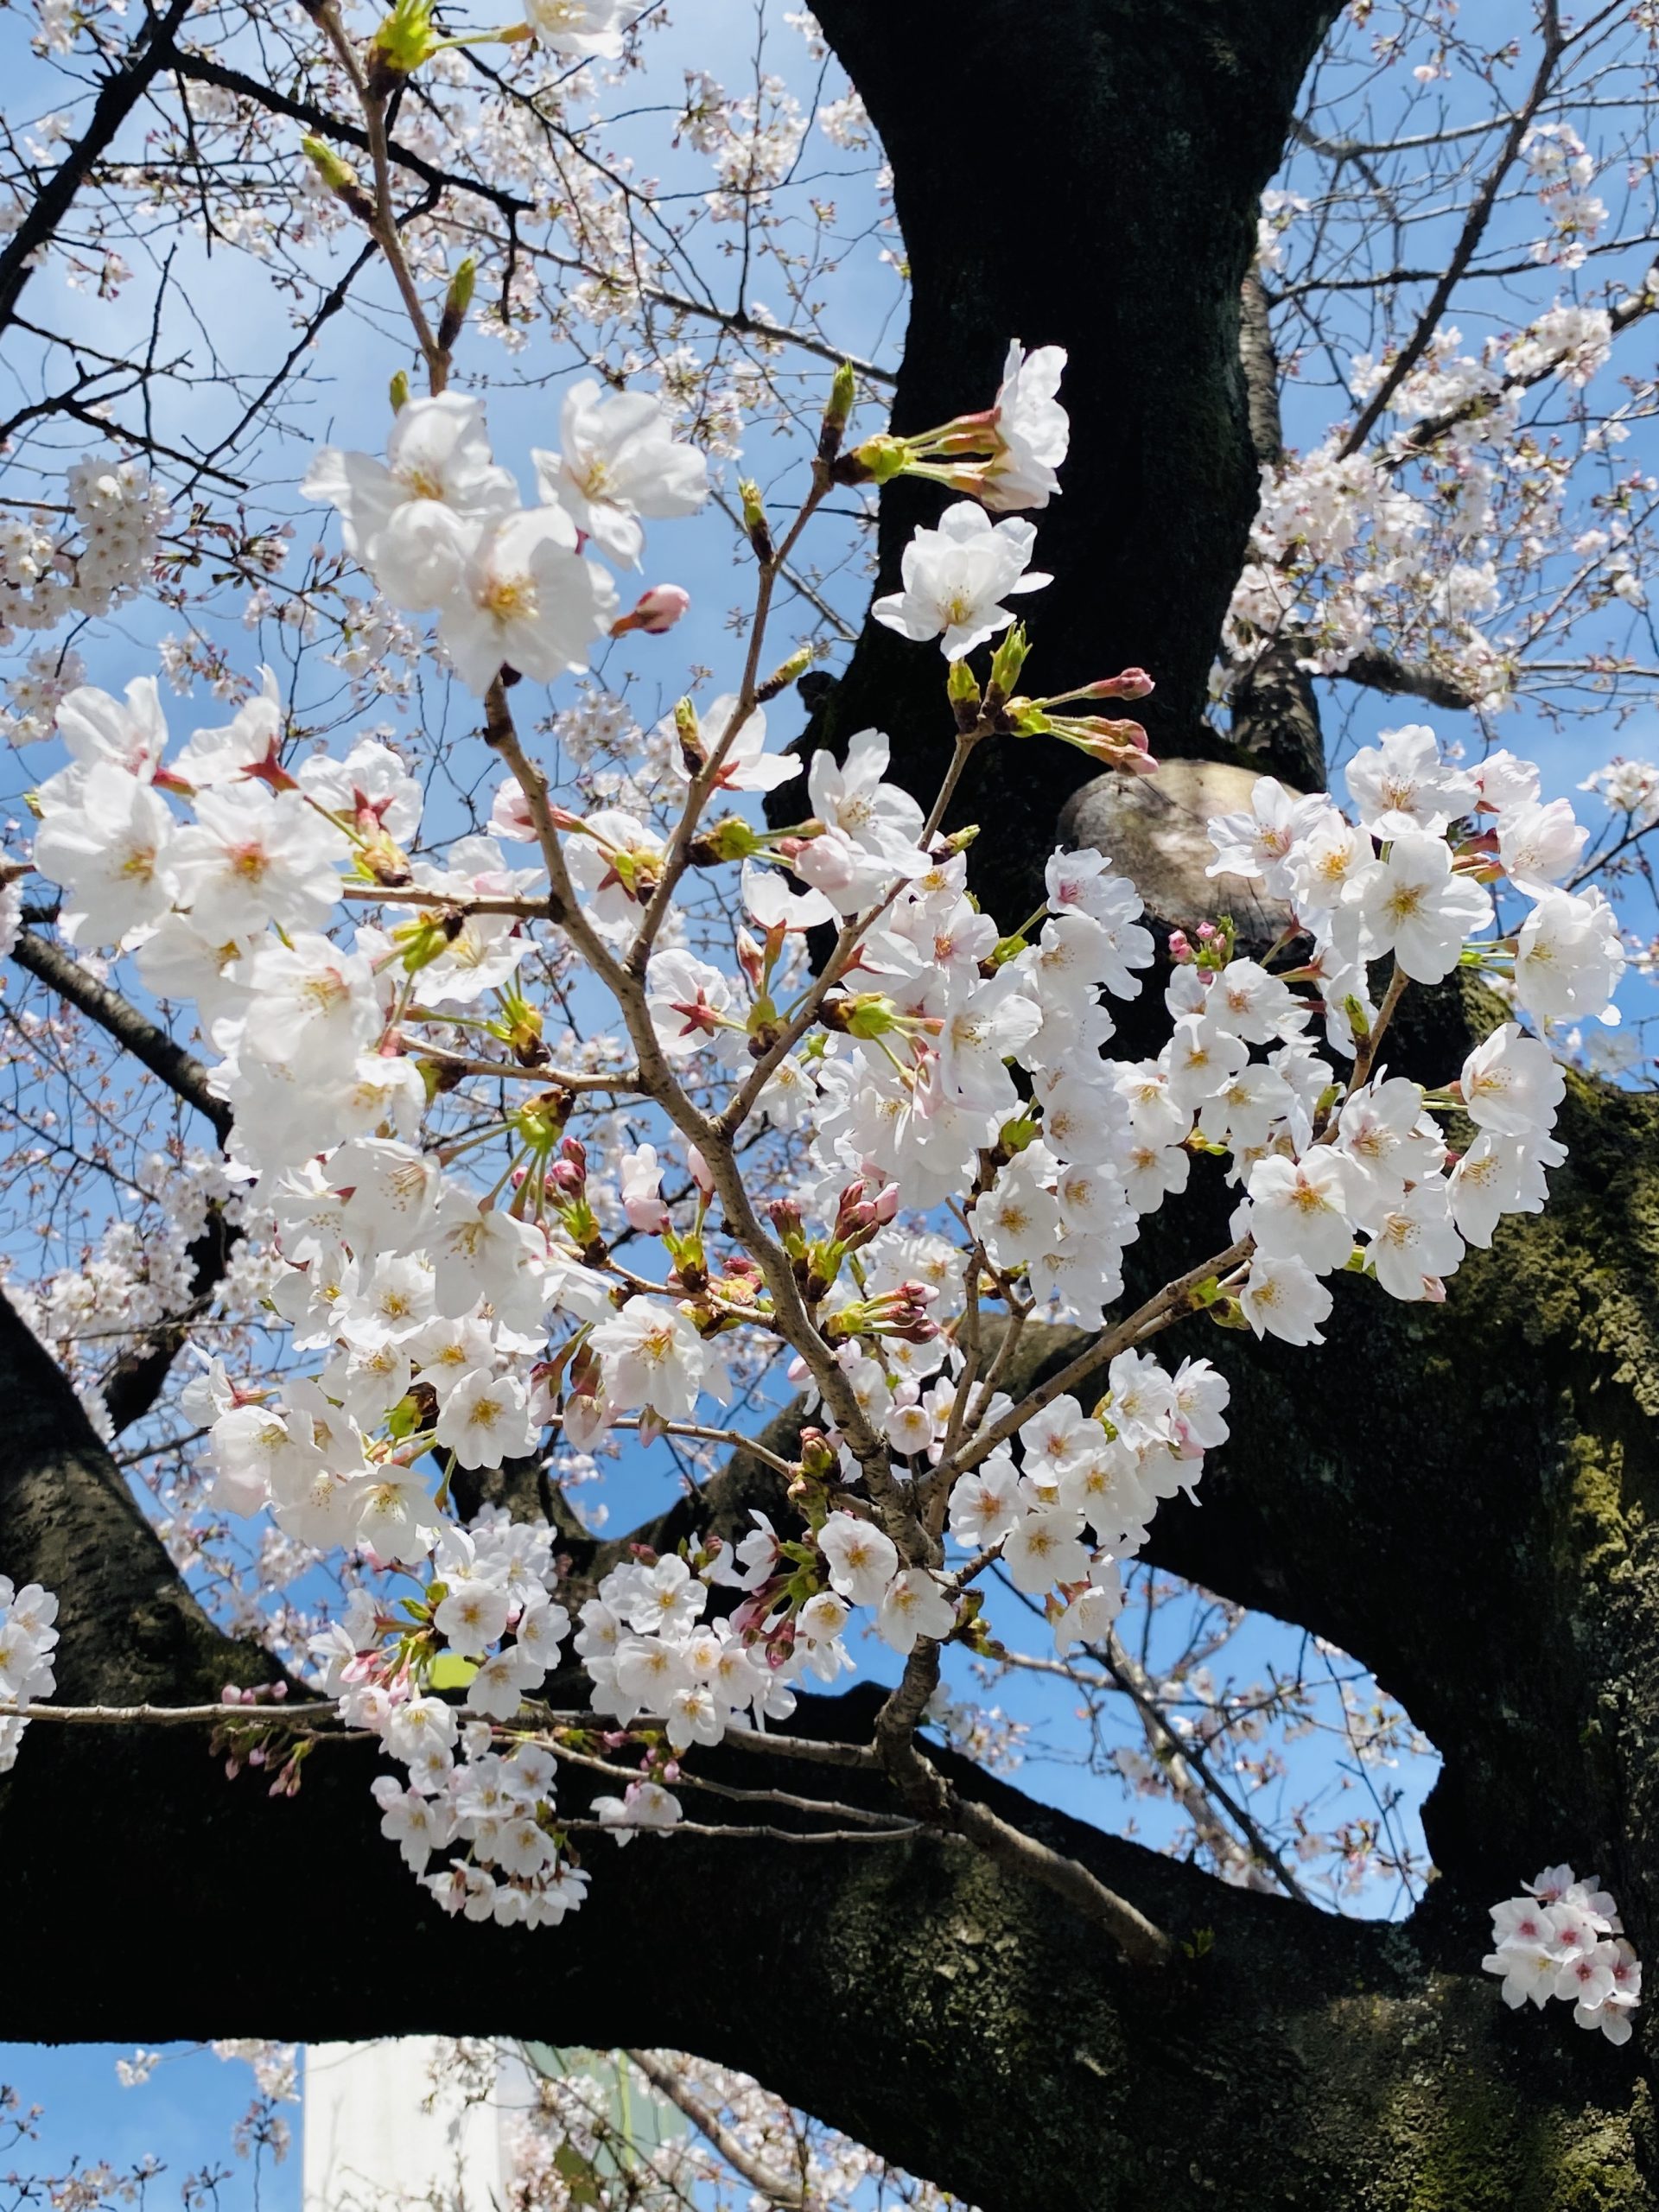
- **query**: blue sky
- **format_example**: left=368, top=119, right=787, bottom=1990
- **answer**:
left=0, top=2044, right=301, bottom=2211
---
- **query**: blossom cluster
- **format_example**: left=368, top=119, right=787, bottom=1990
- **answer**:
left=1224, top=304, right=1626, bottom=712
left=0, top=1576, right=59, bottom=1771
left=1580, top=756, right=1659, bottom=830
left=1483, top=1865, right=1642, bottom=2044
left=308, top=1507, right=584, bottom=1927
left=1522, top=124, right=1607, bottom=271
left=1197, top=732, right=1614, bottom=1330
left=13, top=327, right=1617, bottom=1956
left=301, top=380, right=708, bottom=693
left=0, top=460, right=168, bottom=716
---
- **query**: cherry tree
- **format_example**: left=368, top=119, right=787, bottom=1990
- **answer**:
left=6, top=1, right=1659, bottom=2206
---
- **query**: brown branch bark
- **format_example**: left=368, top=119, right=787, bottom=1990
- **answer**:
left=1333, top=645, right=1479, bottom=711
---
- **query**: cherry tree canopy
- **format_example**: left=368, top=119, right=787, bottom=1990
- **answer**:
left=6, top=2, right=1659, bottom=2207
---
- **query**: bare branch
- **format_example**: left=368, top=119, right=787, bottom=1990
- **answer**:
left=1338, top=5, right=1567, bottom=459
left=623, top=2051, right=812, bottom=2211
left=0, top=0, right=194, bottom=334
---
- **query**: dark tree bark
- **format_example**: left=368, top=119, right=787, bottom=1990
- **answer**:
left=9, top=4, right=1659, bottom=2208
left=792, top=0, right=1342, bottom=923
left=5, top=1180, right=1659, bottom=2209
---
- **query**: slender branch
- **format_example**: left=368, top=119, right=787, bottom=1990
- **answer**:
left=1098, top=1630, right=1314, bottom=1904
left=0, top=0, right=194, bottom=333
left=396, top=1041, right=639, bottom=1090
left=1384, top=285, right=1656, bottom=468
left=948, top=1794, right=1173, bottom=1967
left=716, top=1728, right=880, bottom=1771
left=0, top=1700, right=340, bottom=1725
left=865, top=1643, right=1174, bottom=1966
left=338, top=882, right=554, bottom=918
left=313, top=1, right=447, bottom=391
left=563, top=1818, right=917, bottom=1844
left=162, top=48, right=897, bottom=384
left=948, top=1238, right=1255, bottom=1480
left=1338, top=3, right=1566, bottom=459
left=548, top=1738, right=909, bottom=1829
left=544, top=1413, right=798, bottom=1478
left=623, top=2052, right=812, bottom=2212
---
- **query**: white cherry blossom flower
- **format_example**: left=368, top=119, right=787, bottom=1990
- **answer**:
left=981, top=341, right=1069, bottom=511
left=875, top=1567, right=957, bottom=1654
left=817, top=1510, right=899, bottom=1606
left=1349, top=834, right=1492, bottom=984
left=534, top=381, right=708, bottom=567
left=438, top=508, right=617, bottom=693
left=1459, top=1023, right=1566, bottom=1135
left=1344, top=724, right=1478, bottom=838
left=872, top=500, right=1050, bottom=658
left=1239, top=1254, right=1332, bottom=1345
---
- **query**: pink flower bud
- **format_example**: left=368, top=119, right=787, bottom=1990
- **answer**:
left=1084, top=667, right=1155, bottom=701
left=610, top=583, right=691, bottom=638
left=687, top=1144, right=715, bottom=1198
left=736, top=929, right=766, bottom=989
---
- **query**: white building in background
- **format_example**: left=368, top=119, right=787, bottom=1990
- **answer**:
left=301, top=2041, right=515, bottom=2212
left=299, top=2040, right=679, bottom=2211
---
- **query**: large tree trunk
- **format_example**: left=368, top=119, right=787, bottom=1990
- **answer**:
left=797, top=0, right=1339, bottom=922
left=9, top=3, right=1659, bottom=2205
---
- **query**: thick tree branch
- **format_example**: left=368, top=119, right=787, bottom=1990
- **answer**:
left=1229, top=635, right=1326, bottom=788
left=1239, top=270, right=1284, bottom=468
left=791, top=0, right=1344, bottom=926
left=0, top=1287, right=270, bottom=1705
left=1332, top=645, right=1478, bottom=712
left=9, top=926, right=229, bottom=1141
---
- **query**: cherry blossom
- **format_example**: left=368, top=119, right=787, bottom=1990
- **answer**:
left=871, top=500, right=1050, bottom=658
left=1484, top=1866, right=1641, bottom=2044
